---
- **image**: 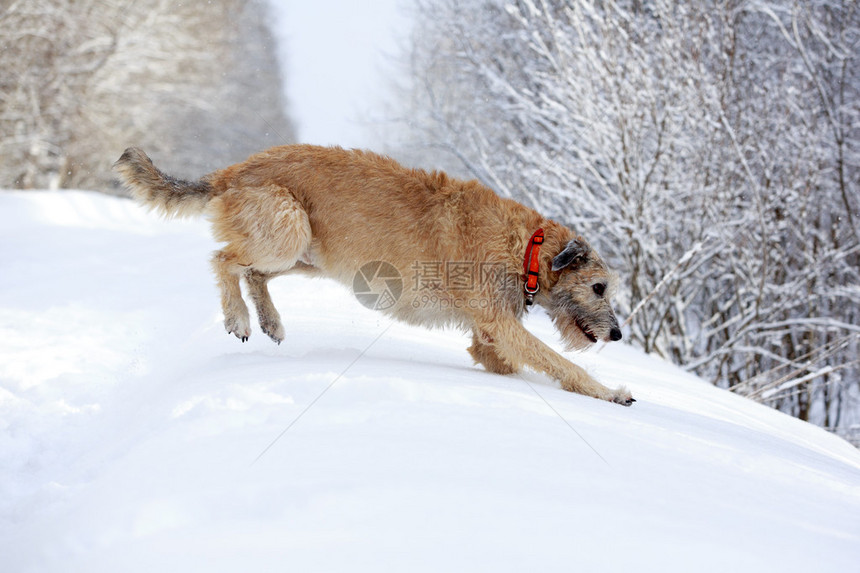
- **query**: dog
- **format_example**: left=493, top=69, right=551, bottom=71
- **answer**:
left=114, top=145, right=633, bottom=405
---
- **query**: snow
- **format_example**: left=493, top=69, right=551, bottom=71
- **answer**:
left=1, top=190, right=859, bottom=572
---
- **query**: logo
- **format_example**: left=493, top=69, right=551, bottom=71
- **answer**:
left=353, top=261, right=403, bottom=310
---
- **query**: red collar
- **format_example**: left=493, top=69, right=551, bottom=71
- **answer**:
left=523, top=228, right=544, bottom=305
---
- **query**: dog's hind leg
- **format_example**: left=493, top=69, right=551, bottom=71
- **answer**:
left=209, top=185, right=312, bottom=343
left=245, top=269, right=285, bottom=344
left=212, top=248, right=252, bottom=342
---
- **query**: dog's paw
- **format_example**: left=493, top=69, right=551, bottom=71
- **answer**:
left=611, top=386, right=636, bottom=407
left=260, top=318, right=285, bottom=345
left=224, top=315, right=251, bottom=343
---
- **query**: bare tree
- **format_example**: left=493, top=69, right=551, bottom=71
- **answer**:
left=398, top=0, right=860, bottom=444
left=0, top=0, right=294, bottom=190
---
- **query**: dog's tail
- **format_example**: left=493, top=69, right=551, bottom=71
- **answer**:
left=113, top=147, right=216, bottom=217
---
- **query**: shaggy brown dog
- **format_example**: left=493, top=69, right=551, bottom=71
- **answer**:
left=115, top=145, right=633, bottom=405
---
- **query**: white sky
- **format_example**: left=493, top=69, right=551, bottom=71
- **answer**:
left=267, top=0, right=412, bottom=149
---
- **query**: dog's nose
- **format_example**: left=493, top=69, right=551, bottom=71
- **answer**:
left=609, top=328, right=622, bottom=341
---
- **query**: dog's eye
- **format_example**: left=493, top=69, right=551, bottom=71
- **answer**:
left=592, top=283, right=606, bottom=297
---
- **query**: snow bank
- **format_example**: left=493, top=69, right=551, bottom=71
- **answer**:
left=1, top=190, right=858, bottom=572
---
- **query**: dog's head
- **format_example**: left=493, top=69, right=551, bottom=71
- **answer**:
left=542, top=237, right=622, bottom=350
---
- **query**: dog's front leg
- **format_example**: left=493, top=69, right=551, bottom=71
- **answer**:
left=468, top=331, right=517, bottom=375
left=475, top=315, right=634, bottom=406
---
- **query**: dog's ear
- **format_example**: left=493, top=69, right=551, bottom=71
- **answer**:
left=552, top=238, right=591, bottom=271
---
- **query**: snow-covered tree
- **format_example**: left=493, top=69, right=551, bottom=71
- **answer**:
left=0, top=0, right=294, bottom=190
left=398, top=0, right=860, bottom=444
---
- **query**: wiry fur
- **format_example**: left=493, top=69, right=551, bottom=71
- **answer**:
left=114, top=147, right=214, bottom=218
left=114, top=144, right=633, bottom=405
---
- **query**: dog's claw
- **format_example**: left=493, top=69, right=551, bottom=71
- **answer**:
left=611, top=390, right=636, bottom=407
left=259, top=319, right=285, bottom=345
